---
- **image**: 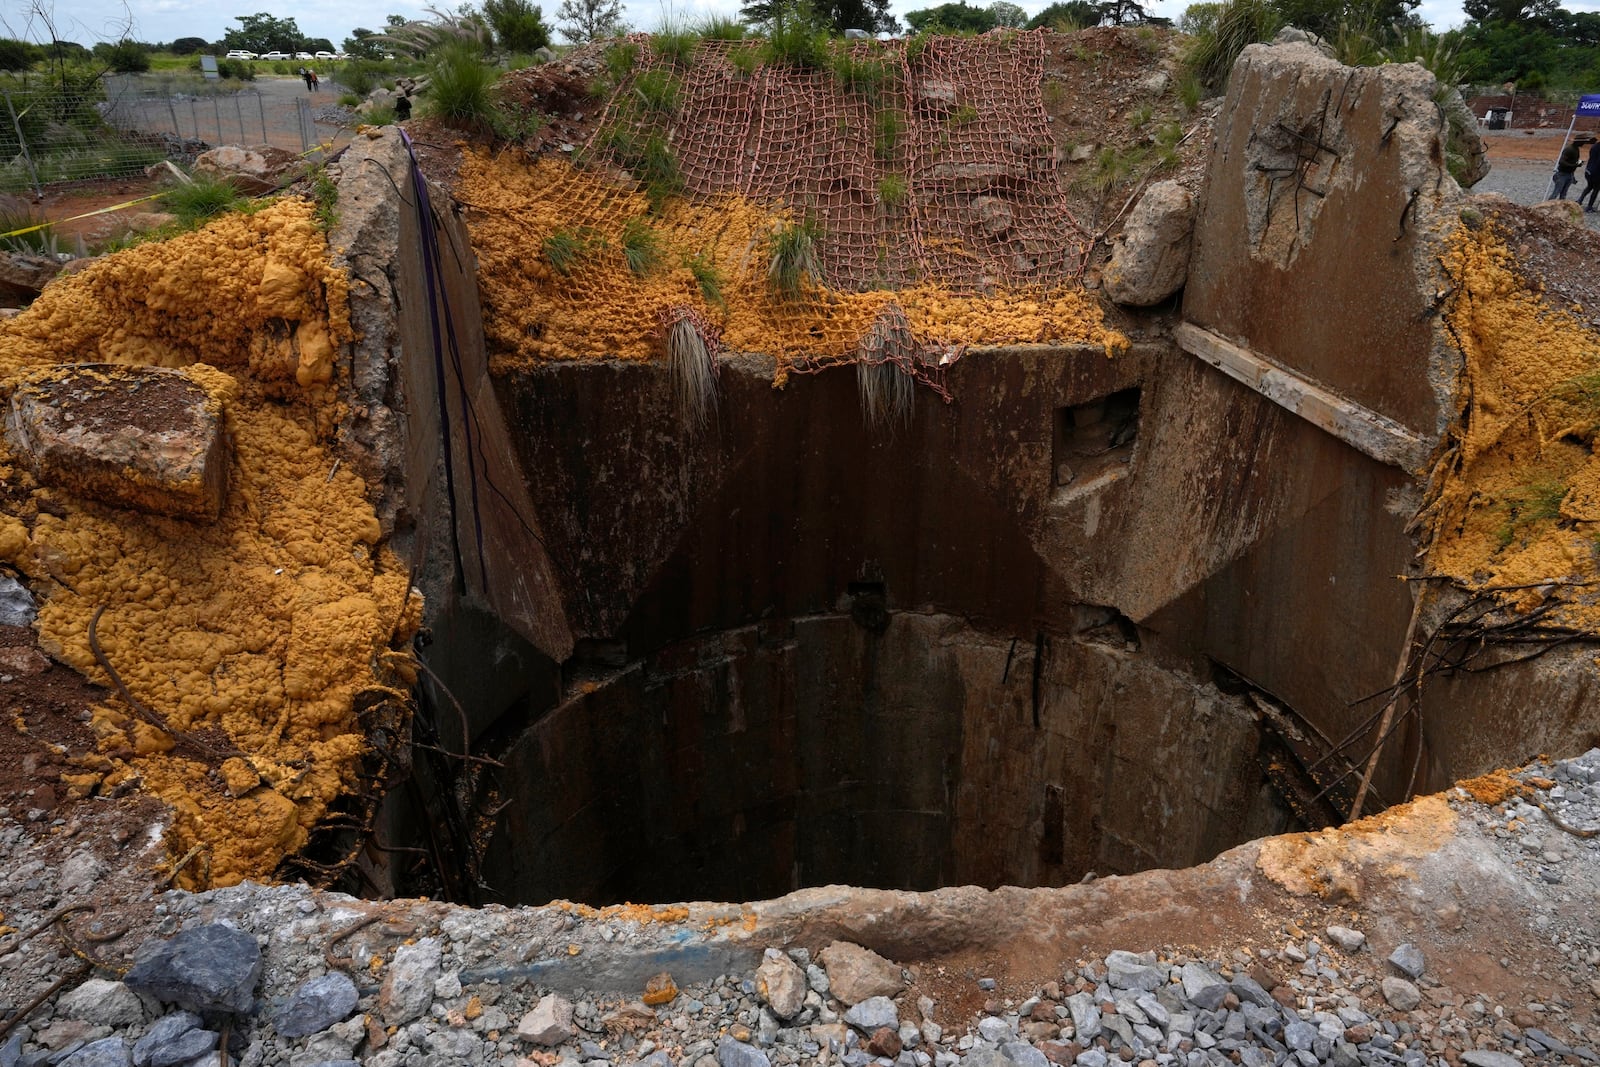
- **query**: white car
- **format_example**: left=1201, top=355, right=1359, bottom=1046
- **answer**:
left=314, top=50, right=336, bottom=59
left=259, top=50, right=290, bottom=60
left=224, top=49, right=256, bottom=59
left=295, top=51, right=313, bottom=59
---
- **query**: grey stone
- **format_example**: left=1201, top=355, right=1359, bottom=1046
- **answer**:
left=519, top=994, right=578, bottom=1046
left=293, top=1018, right=364, bottom=1067
left=1283, top=1021, right=1316, bottom=1052
left=2, top=1032, right=23, bottom=1067
left=1105, top=951, right=1163, bottom=993
left=1386, top=944, right=1424, bottom=979
left=123, top=925, right=261, bottom=1015
left=379, top=939, right=442, bottom=1026
left=1324, top=927, right=1365, bottom=952
left=1000, top=1042, right=1049, bottom=1067
left=132, top=1014, right=203, bottom=1067
left=0, top=576, right=34, bottom=628
left=1180, top=964, right=1228, bottom=1011
left=1459, top=1054, right=1520, bottom=1067
left=1329, top=1045, right=1360, bottom=1067
left=1102, top=181, right=1196, bottom=306
left=1228, top=976, right=1274, bottom=1009
left=1065, top=993, right=1101, bottom=1041
left=277, top=973, right=359, bottom=1038
left=1379, top=978, right=1419, bottom=1012
left=1075, top=1050, right=1108, bottom=1067
left=716, top=1039, right=771, bottom=1067
left=143, top=1029, right=214, bottom=1067
left=975, top=1016, right=1011, bottom=1043
left=56, top=980, right=144, bottom=1028
left=805, top=965, right=830, bottom=995
left=845, top=997, right=899, bottom=1033
left=756, top=951, right=808, bottom=1021
left=1134, top=992, right=1169, bottom=1028
left=57, top=1039, right=130, bottom=1067
left=1101, top=1012, right=1134, bottom=1047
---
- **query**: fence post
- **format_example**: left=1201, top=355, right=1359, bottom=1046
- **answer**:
left=213, top=96, right=223, bottom=145
left=166, top=96, right=181, bottom=141
left=1, top=88, right=41, bottom=198
left=256, top=92, right=267, bottom=145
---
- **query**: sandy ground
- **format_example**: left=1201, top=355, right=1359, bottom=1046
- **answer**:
left=1474, top=130, right=1600, bottom=233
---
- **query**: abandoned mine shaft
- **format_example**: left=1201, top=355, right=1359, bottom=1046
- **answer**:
left=0, top=24, right=1597, bottom=1067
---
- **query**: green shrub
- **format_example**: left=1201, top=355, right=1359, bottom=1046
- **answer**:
left=1496, top=478, right=1567, bottom=548
left=217, top=57, right=254, bottom=80
left=622, top=218, right=662, bottom=274
left=338, top=92, right=361, bottom=106
left=0, top=200, right=57, bottom=254
left=343, top=61, right=380, bottom=95
left=653, top=17, right=700, bottom=66
left=1182, top=0, right=1280, bottom=94
left=606, top=41, right=640, bottom=81
left=950, top=103, right=979, bottom=126
left=543, top=229, right=587, bottom=274
left=761, top=16, right=830, bottom=68
left=874, top=108, right=903, bottom=160
left=424, top=41, right=499, bottom=133
left=162, top=172, right=246, bottom=226
left=685, top=251, right=725, bottom=308
left=832, top=52, right=889, bottom=97
left=768, top=216, right=821, bottom=300
left=633, top=68, right=682, bottom=113
left=698, top=15, right=746, bottom=40
left=728, top=47, right=760, bottom=74
left=878, top=173, right=908, bottom=206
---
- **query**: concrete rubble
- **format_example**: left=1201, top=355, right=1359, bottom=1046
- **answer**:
left=3, top=364, right=230, bottom=521
left=0, top=752, right=1596, bottom=1067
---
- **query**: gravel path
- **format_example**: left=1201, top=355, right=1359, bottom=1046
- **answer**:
left=1473, top=158, right=1600, bottom=232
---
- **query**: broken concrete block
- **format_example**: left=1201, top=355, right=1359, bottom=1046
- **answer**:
left=817, top=941, right=904, bottom=1005
left=1102, top=181, right=1196, bottom=307
left=3, top=364, right=232, bottom=521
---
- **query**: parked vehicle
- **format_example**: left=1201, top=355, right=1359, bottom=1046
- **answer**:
left=224, top=49, right=256, bottom=59
left=295, top=51, right=313, bottom=60
left=259, top=50, right=290, bottom=60
left=314, top=50, right=336, bottom=59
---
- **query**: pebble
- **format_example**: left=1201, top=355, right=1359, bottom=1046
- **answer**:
left=1325, top=926, right=1366, bottom=952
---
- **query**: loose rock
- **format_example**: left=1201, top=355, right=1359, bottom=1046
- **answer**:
left=755, top=949, right=807, bottom=1020
left=517, top=993, right=577, bottom=1046
left=277, top=973, right=359, bottom=1038
left=122, top=924, right=262, bottom=1015
left=817, top=942, right=903, bottom=1005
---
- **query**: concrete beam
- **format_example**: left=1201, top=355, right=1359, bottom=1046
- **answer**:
left=1174, top=322, right=1431, bottom=473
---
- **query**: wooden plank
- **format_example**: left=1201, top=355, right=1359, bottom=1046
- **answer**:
left=1174, top=322, right=1430, bottom=472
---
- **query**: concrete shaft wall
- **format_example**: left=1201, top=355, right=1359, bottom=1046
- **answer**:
left=480, top=610, right=1284, bottom=906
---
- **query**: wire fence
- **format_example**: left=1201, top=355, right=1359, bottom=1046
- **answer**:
left=0, top=73, right=347, bottom=195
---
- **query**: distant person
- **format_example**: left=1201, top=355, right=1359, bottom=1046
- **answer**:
left=1552, top=136, right=1594, bottom=201
left=310, top=69, right=320, bottom=91
left=1583, top=140, right=1600, bottom=213
left=302, top=67, right=315, bottom=92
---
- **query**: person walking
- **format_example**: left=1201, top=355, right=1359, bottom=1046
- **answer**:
left=1581, top=139, right=1600, bottom=212
left=1552, top=136, right=1593, bottom=201
left=309, top=69, right=320, bottom=91
left=301, top=67, right=315, bottom=92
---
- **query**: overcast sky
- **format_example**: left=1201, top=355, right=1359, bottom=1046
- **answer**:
left=0, top=0, right=1514, bottom=53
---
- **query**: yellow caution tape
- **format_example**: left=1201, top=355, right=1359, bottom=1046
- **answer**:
left=0, top=191, right=169, bottom=240
left=0, top=138, right=341, bottom=241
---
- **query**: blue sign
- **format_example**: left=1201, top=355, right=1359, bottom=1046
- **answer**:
left=1579, top=94, right=1600, bottom=116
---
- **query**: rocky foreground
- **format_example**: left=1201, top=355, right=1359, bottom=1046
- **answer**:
left=1, top=752, right=1597, bottom=1067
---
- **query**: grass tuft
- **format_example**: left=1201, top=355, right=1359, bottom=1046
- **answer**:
left=162, top=172, right=245, bottom=226
left=622, top=218, right=663, bottom=275
left=878, top=173, right=908, bottom=207
left=685, top=251, right=726, bottom=308
left=768, top=216, right=822, bottom=301
left=423, top=41, right=499, bottom=133
left=633, top=68, right=682, bottom=113
left=543, top=229, right=587, bottom=274
left=1496, top=478, right=1568, bottom=548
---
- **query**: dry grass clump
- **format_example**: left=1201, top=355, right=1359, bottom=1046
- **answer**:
left=665, top=310, right=718, bottom=428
